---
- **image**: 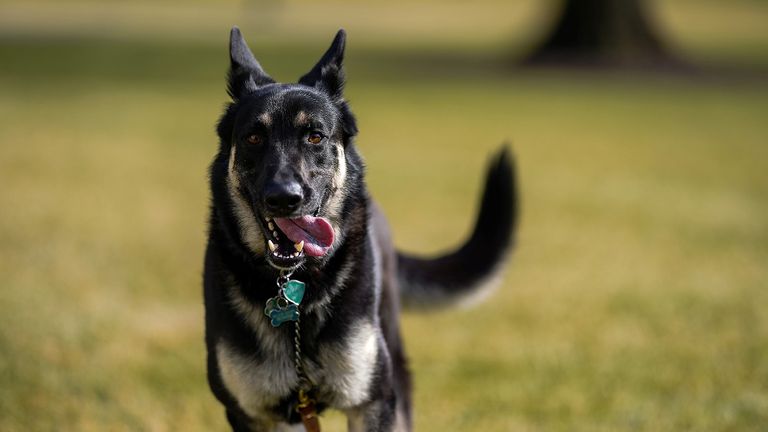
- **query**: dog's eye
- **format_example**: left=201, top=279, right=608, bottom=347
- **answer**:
left=307, top=132, right=324, bottom=145
left=246, top=134, right=262, bottom=145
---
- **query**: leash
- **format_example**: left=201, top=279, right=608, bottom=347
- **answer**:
left=293, top=301, right=320, bottom=432
left=263, top=181, right=337, bottom=431
left=264, top=270, right=321, bottom=432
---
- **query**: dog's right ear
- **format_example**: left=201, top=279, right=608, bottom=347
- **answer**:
left=227, top=27, right=274, bottom=100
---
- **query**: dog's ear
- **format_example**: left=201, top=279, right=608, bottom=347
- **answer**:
left=299, top=30, right=357, bottom=138
left=298, top=29, right=346, bottom=100
left=228, top=27, right=274, bottom=100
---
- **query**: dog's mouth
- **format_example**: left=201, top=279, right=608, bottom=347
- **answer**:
left=262, top=215, right=335, bottom=268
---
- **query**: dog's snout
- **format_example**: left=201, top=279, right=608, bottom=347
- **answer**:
left=264, top=181, right=304, bottom=214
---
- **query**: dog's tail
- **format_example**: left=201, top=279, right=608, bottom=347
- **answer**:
left=397, top=145, right=518, bottom=310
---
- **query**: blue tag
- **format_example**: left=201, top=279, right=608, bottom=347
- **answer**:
left=282, top=280, right=305, bottom=305
left=264, top=297, right=283, bottom=317
left=264, top=279, right=305, bottom=327
left=268, top=304, right=299, bottom=327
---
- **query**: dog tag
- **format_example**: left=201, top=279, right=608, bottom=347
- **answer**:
left=264, top=279, right=305, bottom=327
left=268, top=304, right=299, bottom=327
left=282, top=280, right=306, bottom=305
left=264, top=297, right=286, bottom=317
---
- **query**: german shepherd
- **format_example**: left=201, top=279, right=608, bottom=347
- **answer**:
left=204, top=27, right=517, bottom=432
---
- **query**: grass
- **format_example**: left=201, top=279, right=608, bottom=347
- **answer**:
left=1, top=1, right=767, bottom=431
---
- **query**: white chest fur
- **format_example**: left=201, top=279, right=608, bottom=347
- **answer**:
left=217, top=290, right=380, bottom=419
left=310, top=320, right=379, bottom=408
left=217, top=338, right=297, bottom=418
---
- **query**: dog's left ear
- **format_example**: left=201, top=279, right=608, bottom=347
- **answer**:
left=298, top=29, right=347, bottom=101
left=299, top=30, right=357, bottom=138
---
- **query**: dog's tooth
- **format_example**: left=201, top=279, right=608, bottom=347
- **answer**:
left=272, top=231, right=279, bottom=239
left=268, top=240, right=277, bottom=252
left=268, top=222, right=275, bottom=230
left=273, top=251, right=279, bottom=256
left=294, top=241, right=304, bottom=252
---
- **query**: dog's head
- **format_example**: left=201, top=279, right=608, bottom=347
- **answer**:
left=216, top=28, right=359, bottom=271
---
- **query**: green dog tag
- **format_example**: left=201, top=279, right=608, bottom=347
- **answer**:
left=282, top=280, right=305, bottom=305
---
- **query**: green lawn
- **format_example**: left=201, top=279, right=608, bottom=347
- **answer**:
left=1, top=1, right=767, bottom=431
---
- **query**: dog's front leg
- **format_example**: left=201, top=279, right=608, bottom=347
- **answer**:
left=226, top=409, right=291, bottom=432
left=225, top=408, right=261, bottom=432
left=345, top=393, right=398, bottom=432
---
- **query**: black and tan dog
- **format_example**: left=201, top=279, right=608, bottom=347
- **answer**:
left=204, top=27, right=517, bottom=432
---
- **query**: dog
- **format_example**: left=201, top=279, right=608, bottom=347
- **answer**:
left=204, top=27, right=517, bottom=432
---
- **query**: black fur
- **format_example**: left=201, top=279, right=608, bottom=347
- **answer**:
left=204, top=27, right=518, bottom=431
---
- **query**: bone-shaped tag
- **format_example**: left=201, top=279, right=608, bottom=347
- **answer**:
left=268, top=304, right=299, bottom=327
left=264, top=279, right=305, bottom=327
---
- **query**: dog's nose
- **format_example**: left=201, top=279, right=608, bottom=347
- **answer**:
left=264, top=181, right=304, bottom=214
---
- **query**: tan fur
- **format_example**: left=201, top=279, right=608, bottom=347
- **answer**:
left=326, top=143, right=348, bottom=253
left=227, top=145, right=266, bottom=255
left=293, top=110, right=309, bottom=127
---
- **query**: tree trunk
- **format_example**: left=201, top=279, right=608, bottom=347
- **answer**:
left=525, top=0, right=674, bottom=67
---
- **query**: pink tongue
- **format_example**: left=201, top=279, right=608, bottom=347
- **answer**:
left=273, top=216, right=335, bottom=257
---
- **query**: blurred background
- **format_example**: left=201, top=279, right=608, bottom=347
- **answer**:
left=1, top=0, right=767, bottom=430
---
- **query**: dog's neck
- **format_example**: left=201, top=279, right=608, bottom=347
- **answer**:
left=210, top=192, right=370, bottom=311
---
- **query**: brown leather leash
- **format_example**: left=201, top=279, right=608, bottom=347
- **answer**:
left=297, top=388, right=321, bottom=432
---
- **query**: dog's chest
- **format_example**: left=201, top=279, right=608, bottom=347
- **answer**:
left=217, top=296, right=379, bottom=419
